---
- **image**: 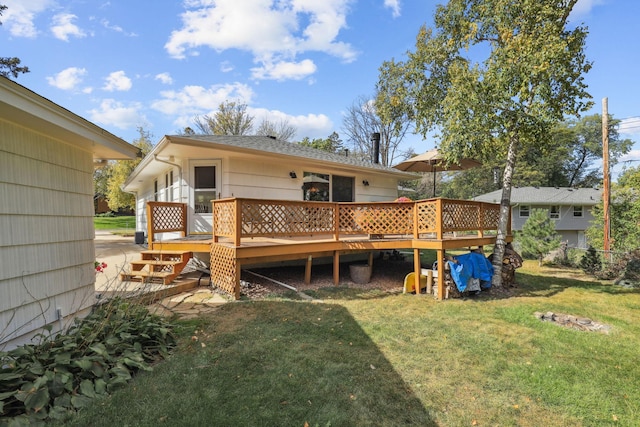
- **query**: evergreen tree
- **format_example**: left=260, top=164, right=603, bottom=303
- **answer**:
left=517, top=209, right=561, bottom=266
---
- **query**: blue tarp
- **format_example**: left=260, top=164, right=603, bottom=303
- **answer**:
left=447, top=252, right=493, bottom=292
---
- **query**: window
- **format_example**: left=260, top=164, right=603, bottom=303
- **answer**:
left=165, top=170, right=175, bottom=201
left=302, top=172, right=330, bottom=201
left=550, top=205, right=560, bottom=220
left=153, top=179, right=159, bottom=202
left=519, top=205, right=530, bottom=218
left=573, top=206, right=583, bottom=217
left=194, top=166, right=217, bottom=213
left=332, top=175, right=354, bottom=202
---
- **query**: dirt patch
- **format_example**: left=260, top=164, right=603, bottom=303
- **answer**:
left=239, top=257, right=413, bottom=299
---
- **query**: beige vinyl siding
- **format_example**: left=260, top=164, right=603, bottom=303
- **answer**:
left=0, top=119, right=95, bottom=348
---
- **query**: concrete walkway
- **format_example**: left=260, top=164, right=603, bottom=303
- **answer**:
left=94, top=231, right=228, bottom=318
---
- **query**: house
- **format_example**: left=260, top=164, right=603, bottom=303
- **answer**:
left=0, top=77, right=139, bottom=350
left=122, top=134, right=416, bottom=238
left=473, top=186, right=602, bottom=248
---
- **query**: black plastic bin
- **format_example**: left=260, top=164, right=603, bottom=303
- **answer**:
left=134, top=231, right=145, bottom=245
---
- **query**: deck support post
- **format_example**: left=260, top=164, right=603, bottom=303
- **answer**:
left=413, top=248, right=421, bottom=296
left=234, top=261, right=241, bottom=300
left=305, top=256, right=312, bottom=284
left=333, top=251, right=340, bottom=285
left=436, top=249, right=445, bottom=300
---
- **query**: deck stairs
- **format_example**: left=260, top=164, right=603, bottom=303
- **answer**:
left=120, top=250, right=193, bottom=285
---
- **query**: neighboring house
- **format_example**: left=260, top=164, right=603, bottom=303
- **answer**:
left=0, top=77, right=139, bottom=350
left=122, top=134, right=415, bottom=237
left=473, top=186, right=602, bottom=248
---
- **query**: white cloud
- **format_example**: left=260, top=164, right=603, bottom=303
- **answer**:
left=151, top=82, right=255, bottom=128
left=46, top=67, right=87, bottom=90
left=100, top=19, right=137, bottom=37
left=103, top=70, right=132, bottom=92
left=384, top=0, right=401, bottom=18
left=89, top=99, right=146, bottom=130
left=165, top=0, right=357, bottom=81
left=51, top=13, right=86, bottom=41
left=220, top=61, right=234, bottom=73
left=155, top=72, right=173, bottom=85
left=1, top=0, right=54, bottom=37
left=572, top=0, right=607, bottom=17
left=251, top=59, right=317, bottom=81
left=250, top=107, right=333, bottom=140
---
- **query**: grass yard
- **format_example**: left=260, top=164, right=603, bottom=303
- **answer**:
left=93, top=215, right=135, bottom=231
left=62, top=262, right=640, bottom=426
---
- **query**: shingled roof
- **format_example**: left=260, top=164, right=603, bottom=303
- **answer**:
left=473, top=186, right=602, bottom=205
left=166, top=134, right=405, bottom=173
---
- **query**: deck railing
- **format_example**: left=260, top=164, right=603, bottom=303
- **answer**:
left=208, top=198, right=506, bottom=246
left=146, top=201, right=187, bottom=249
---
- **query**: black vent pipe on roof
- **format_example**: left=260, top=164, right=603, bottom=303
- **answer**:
left=371, top=132, right=380, bottom=164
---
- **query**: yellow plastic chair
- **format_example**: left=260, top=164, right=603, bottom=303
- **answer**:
left=403, top=272, right=427, bottom=294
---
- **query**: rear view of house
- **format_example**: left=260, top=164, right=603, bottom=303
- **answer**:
left=0, top=77, right=139, bottom=349
left=474, top=186, right=601, bottom=248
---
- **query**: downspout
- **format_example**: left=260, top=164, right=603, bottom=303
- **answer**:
left=154, top=155, right=183, bottom=201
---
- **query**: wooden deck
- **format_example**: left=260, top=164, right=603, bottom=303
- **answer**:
left=144, top=198, right=511, bottom=300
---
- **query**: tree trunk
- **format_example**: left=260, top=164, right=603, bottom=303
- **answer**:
left=492, top=136, right=519, bottom=288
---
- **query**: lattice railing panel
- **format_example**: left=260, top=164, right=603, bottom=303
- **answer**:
left=417, top=201, right=437, bottom=233
left=241, top=200, right=335, bottom=237
left=210, top=243, right=238, bottom=297
left=150, top=203, right=185, bottom=232
left=440, top=201, right=481, bottom=231
left=480, top=205, right=501, bottom=229
left=339, top=203, right=413, bottom=235
left=213, top=201, right=236, bottom=237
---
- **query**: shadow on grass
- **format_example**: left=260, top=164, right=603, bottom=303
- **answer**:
left=510, top=271, right=640, bottom=299
left=66, top=301, right=436, bottom=427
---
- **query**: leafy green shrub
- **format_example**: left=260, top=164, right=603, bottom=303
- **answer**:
left=0, top=299, right=175, bottom=424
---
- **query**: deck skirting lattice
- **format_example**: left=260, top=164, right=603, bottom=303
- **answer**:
left=210, top=243, right=238, bottom=298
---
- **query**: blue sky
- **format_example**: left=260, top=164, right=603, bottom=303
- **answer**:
left=1, top=0, right=638, bottom=175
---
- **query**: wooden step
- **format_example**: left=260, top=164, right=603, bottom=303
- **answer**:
left=121, top=250, right=193, bottom=285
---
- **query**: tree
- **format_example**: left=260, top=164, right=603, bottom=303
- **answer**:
left=342, top=94, right=412, bottom=166
left=586, top=166, right=640, bottom=253
left=377, top=0, right=592, bottom=287
left=0, top=5, right=29, bottom=79
left=517, top=209, right=561, bottom=266
left=255, top=118, right=297, bottom=142
left=439, top=114, right=633, bottom=199
left=298, top=132, right=344, bottom=153
left=106, top=128, right=153, bottom=211
left=193, top=101, right=254, bottom=135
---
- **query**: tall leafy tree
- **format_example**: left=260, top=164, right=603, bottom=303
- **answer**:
left=342, top=94, right=412, bottom=166
left=193, top=101, right=254, bottom=135
left=0, top=5, right=29, bottom=78
left=106, top=128, right=153, bottom=211
left=377, top=0, right=592, bottom=287
left=517, top=208, right=561, bottom=266
left=586, top=166, right=640, bottom=253
left=298, top=132, right=344, bottom=153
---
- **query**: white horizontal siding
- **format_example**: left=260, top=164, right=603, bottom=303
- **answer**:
left=0, top=120, right=96, bottom=349
left=0, top=215, right=93, bottom=246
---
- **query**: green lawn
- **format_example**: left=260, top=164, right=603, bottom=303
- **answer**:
left=62, top=262, right=640, bottom=426
left=93, top=216, right=135, bottom=230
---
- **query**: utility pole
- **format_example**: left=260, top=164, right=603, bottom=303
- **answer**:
left=602, top=98, right=611, bottom=260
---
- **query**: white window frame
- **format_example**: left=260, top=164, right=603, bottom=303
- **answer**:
left=519, top=205, right=530, bottom=218
left=550, top=205, right=560, bottom=220
left=573, top=205, right=584, bottom=218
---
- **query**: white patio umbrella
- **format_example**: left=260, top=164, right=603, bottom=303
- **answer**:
left=392, top=149, right=482, bottom=196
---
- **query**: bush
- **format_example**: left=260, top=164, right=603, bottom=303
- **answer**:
left=579, top=246, right=602, bottom=276
left=0, top=300, right=176, bottom=424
